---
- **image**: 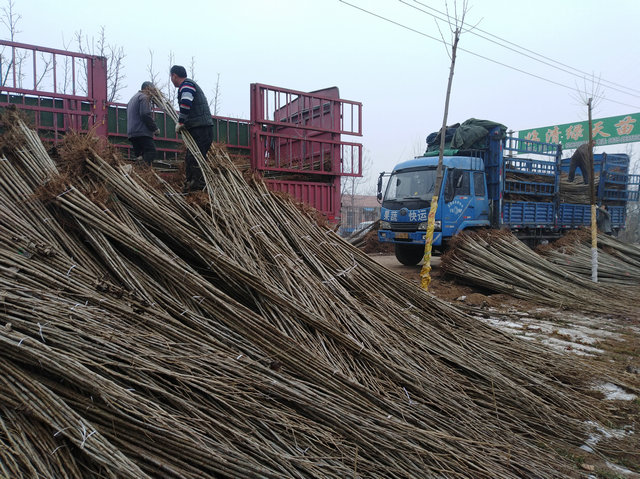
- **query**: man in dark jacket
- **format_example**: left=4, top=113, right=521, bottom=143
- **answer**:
left=127, top=81, right=159, bottom=165
left=170, top=65, right=214, bottom=192
left=568, top=140, right=595, bottom=184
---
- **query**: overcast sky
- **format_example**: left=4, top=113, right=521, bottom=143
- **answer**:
left=7, top=0, right=640, bottom=192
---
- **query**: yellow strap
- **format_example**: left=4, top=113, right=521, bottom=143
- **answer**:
left=420, top=195, right=439, bottom=291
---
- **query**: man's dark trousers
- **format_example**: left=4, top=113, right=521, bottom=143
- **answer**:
left=130, top=136, right=156, bottom=165
left=185, top=125, right=213, bottom=190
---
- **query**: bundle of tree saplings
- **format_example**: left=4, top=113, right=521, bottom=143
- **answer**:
left=558, top=172, right=600, bottom=204
left=537, top=229, right=640, bottom=285
left=440, top=228, right=639, bottom=318
left=0, top=112, right=612, bottom=479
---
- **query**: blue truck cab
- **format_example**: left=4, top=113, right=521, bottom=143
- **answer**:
left=378, top=155, right=490, bottom=265
left=378, top=125, right=639, bottom=265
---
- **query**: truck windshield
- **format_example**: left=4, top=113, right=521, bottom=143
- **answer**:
left=383, top=168, right=437, bottom=204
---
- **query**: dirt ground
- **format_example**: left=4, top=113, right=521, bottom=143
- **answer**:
left=370, top=253, right=534, bottom=308
left=370, top=252, right=640, bottom=479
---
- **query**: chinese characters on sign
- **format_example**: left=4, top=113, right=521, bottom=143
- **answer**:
left=518, top=113, right=640, bottom=149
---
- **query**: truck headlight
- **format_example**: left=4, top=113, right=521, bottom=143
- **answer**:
left=418, top=221, right=441, bottom=231
left=380, top=221, right=391, bottom=230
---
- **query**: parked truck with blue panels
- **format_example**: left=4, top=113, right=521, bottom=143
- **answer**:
left=377, top=125, right=640, bottom=265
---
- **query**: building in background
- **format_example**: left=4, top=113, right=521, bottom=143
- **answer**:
left=340, top=195, right=380, bottom=236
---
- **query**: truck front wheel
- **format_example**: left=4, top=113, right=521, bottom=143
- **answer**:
left=394, top=244, right=424, bottom=266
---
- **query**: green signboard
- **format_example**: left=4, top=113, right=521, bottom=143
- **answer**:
left=518, top=113, right=640, bottom=149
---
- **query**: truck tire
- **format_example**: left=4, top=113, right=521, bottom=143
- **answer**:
left=394, top=244, right=424, bottom=266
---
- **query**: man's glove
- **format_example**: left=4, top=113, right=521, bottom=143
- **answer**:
left=153, top=129, right=160, bottom=136
left=175, top=123, right=185, bottom=135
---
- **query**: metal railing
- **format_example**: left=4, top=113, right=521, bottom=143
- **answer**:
left=0, top=40, right=107, bottom=140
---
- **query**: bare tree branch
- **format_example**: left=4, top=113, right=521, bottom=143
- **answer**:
left=0, top=0, right=22, bottom=86
left=164, top=51, right=177, bottom=106
left=58, top=33, right=73, bottom=94
left=73, top=26, right=126, bottom=101
left=210, top=73, right=222, bottom=115
left=34, top=52, right=54, bottom=89
left=146, top=49, right=160, bottom=86
left=0, top=0, right=20, bottom=41
left=572, top=73, right=605, bottom=113
left=421, top=0, right=469, bottom=291
left=189, top=56, right=196, bottom=80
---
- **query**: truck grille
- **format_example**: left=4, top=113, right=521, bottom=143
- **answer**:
left=391, top=222, right=419, bottom=232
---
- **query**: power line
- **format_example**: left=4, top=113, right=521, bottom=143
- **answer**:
left=339, top=0, right=640, bottom=111
left=404, top=0, right=640, bottom=98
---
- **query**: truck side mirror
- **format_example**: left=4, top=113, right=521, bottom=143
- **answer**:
left=377, top=172, right=384, bottom=202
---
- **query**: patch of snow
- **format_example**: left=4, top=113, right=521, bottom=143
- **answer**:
left=475, top=306, right=624, bottom=357
left=476, top=315, right=609, bottom=356
left=605, top=461, right=638, bottom=476
left=541, top=337, right=604, bottom=356
left=478, top=317, right=524, bottom=330
left=583, top=420, right=634, bottom=450
left=594, top=382, right=638, bottom=401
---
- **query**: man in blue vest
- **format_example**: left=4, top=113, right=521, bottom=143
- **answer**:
left=170, top=65, right=214, bottom=192
left=127, top=81, right=160, bottom=166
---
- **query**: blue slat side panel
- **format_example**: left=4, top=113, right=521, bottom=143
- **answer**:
left=609, top=205, right=626, bottom=227
left=503, top=202, right=554, bottom=226
left=558, top=204, right=590, bottom=226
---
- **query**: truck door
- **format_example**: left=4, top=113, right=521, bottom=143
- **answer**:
left=472, top=171, right=489, bottom=222
left=443, top=169, right=486, bottom=236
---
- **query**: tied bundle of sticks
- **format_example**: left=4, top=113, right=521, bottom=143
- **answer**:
left=559, top=172, right=600, bottom=204
left=538, top=229, right=640, bottom=285
left=0, top=103, right=619, bottom=478
left=440, top=229, right=640, bottom=317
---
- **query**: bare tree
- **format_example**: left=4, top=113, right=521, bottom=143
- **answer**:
left=32, top=53, right=53, bottom=90
left=165, top=51, right=177, bottom=106
left=56, top=34, right=74, bottom=94
left=74, top=26, right=126, bottom=101
left=0, top=0, right=19, bottom=39
left=0, top=0, right=27, bottom=87
left=146, top=49, right=187, bottom=115
left=188, top=56, right=196, bottom=80
left=210, top=72, right=222, bottom=115
left=146, top=50, right=178, bottom=106
left=421, top=0, right=471, bottom=291
left=573, top=74, right=605, bottom=281
left=341, top=148, right=372, bottom=197
left=340, top=148, right=373, bottom=230
left=146, top=49, right=160, bottom=86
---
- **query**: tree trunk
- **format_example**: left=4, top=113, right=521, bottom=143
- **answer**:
left=420, top=30, right=460, bottom=291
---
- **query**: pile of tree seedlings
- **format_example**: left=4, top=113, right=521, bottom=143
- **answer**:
left=0, top=111, right=620, bottom=478
left=558, top=172, right=599, bottom=204
left=440, top=229, right=639, bottom=318
left=537, top=229, right=640, bottom=285
left=504, top=167, right=555, bottom=203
